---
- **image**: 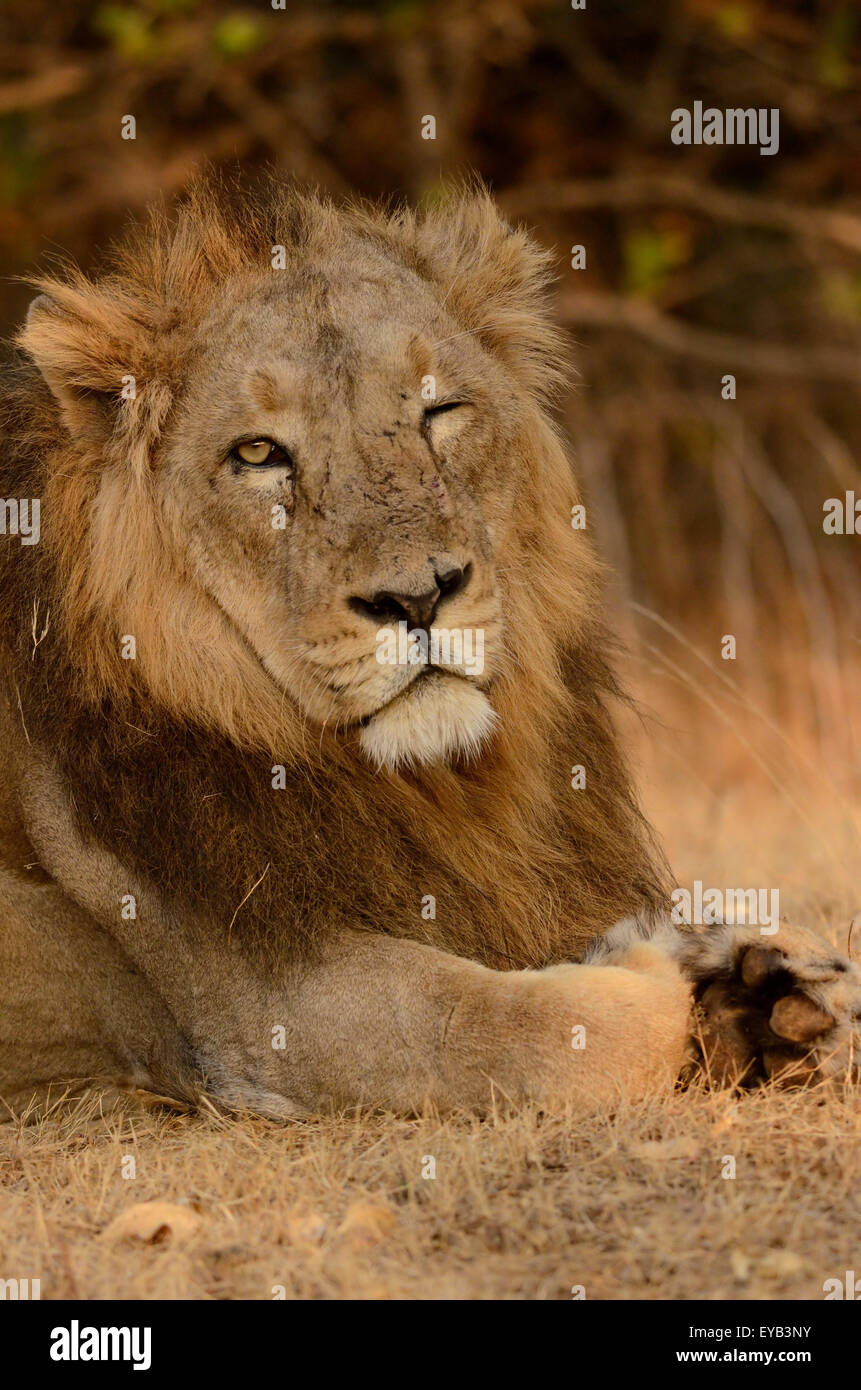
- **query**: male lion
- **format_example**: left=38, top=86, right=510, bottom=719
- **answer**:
left=1, top=175, right=858, bottom=1119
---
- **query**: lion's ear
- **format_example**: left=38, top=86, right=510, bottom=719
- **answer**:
left=19, top=279, right=157, bottom=447
left=413, top=193, right=571, bottom=405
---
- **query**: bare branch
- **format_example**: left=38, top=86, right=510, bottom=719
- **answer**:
left=504, top=176, right=861, bottom=257
left=558, top=289, right=861, bottom=383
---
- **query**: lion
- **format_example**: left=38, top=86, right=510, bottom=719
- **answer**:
left=0, top=173, right=858, bottom=1120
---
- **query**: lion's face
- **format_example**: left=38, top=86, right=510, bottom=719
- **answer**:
left=21, top=182, right=588, bottom=773
left=162, top=256, right=522, bottom=769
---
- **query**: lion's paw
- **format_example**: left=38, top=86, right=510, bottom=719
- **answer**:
left=677, top=920, right=861, bottom=1087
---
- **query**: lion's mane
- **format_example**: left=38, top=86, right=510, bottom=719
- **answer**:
left=0, top=173, right=669, bottom=970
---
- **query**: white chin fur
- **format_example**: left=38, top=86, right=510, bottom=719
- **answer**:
left=359, top=675, right=497, bottom=772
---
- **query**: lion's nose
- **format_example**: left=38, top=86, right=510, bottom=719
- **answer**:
left=350, top=561, right=471, bottom=630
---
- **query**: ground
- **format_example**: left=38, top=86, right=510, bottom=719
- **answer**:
left=2, top=641, right=859, bottom=1301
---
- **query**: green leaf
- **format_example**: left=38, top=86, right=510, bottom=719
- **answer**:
left=92, top=6, right=157, bottom=61
left=622, top=227, right=689, bottom=298
left=213, top=13, right=266, bottom=59
left=820, top=271, right=861, bottom=323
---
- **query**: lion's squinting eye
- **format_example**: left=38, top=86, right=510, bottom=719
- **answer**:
left=422, top=400, right=471, bottom=446
left=230, top=438, right=294, bottom=468
left=423, top=400, right=468, bottom=426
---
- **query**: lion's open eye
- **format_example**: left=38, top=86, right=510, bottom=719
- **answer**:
left=231, top=439, right=293, bottom=468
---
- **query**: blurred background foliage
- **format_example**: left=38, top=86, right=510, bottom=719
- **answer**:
left=0, top=0, right=858, bottom=765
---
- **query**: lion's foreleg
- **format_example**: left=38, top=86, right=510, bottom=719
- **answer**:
left=263, top=929, right=693, bottom=1115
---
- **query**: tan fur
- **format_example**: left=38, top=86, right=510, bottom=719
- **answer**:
left=1, top=173, right=856, bottom=1120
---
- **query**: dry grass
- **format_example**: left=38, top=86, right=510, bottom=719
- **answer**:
left=2, top=634, right=859, bottom=1302
left=2, top=1085, right=859, bottom=1301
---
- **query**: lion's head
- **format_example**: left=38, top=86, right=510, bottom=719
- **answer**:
left=16, top=175, right=598, bottom=775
